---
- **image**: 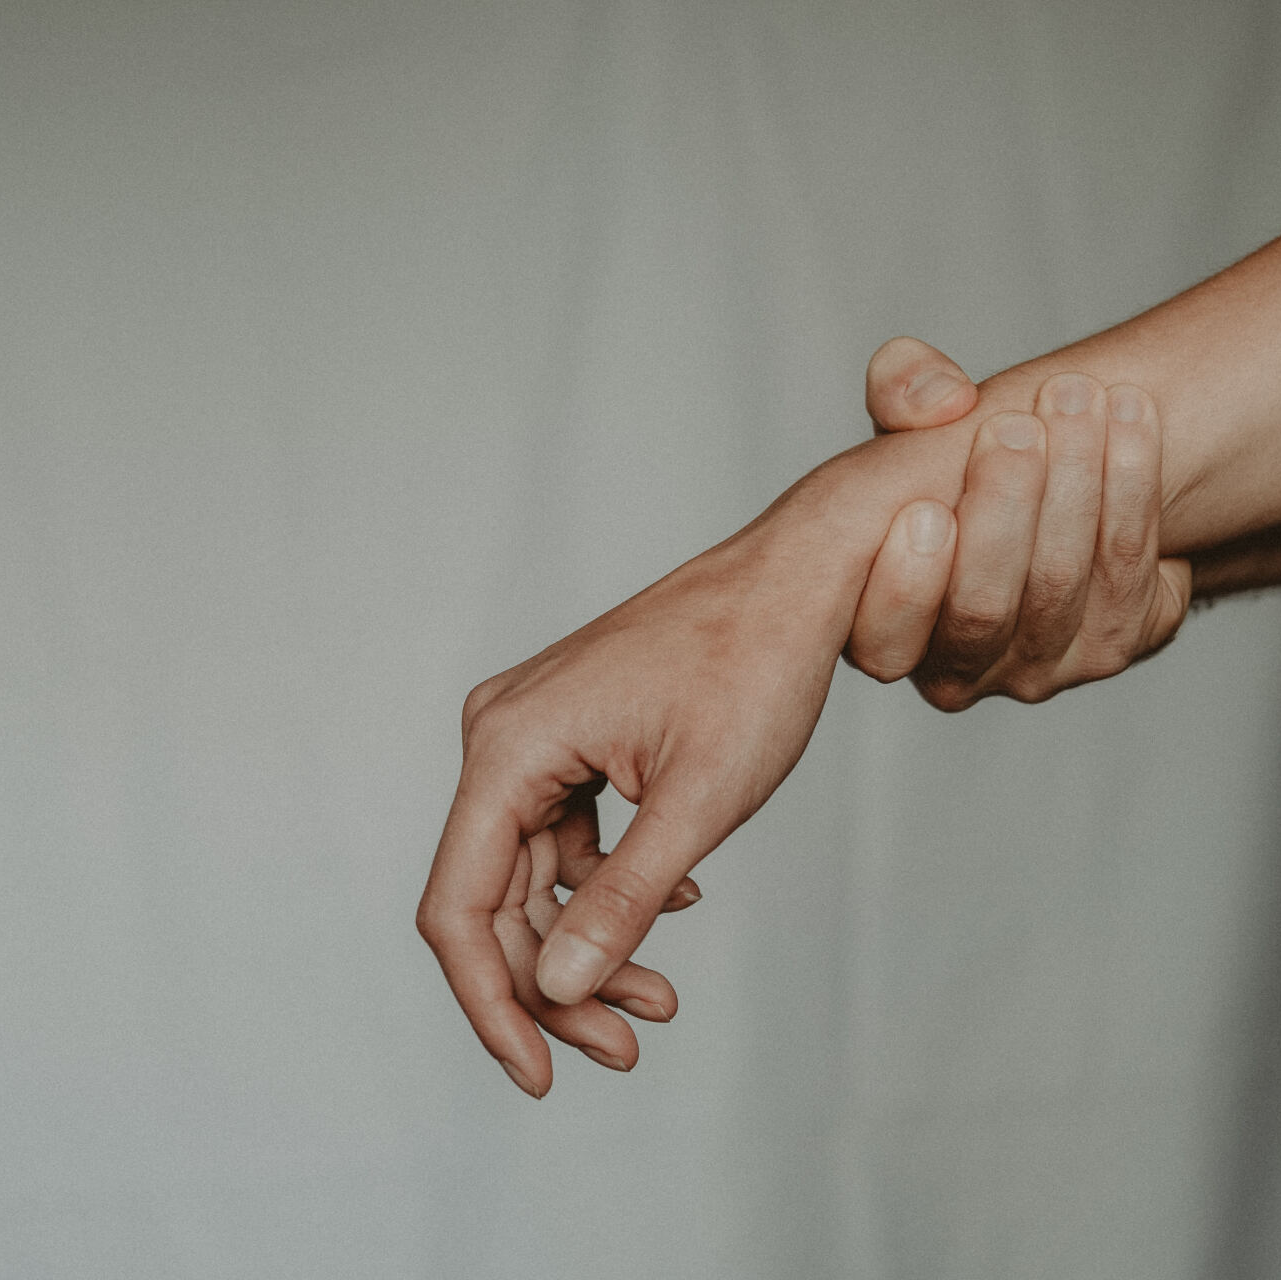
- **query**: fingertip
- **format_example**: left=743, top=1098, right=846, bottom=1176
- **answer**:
left=902, top=369, right=978, bottom=426
left=662, top=879, right=702, bottom=912
left=848, top=500, right=955, bottom=683
left=501, top=1058, right=548, bottom=1099
left=902, top=499, right=956, bottom=556
left=1100, top=387, right=1162, bottom=544
left=618, top=996, right=674, bottom=1022
left=598, top=956, right=679, bottom=1021
left=866, top=336, right=976, bottom=431
left=580, top=1046, right=634, bottom=1073
left=1037, top=370, right=1105, bottom=420
left=979, top=410, right=1045, bottom=454
left=536, top=931, right=611, bottom=1006
left=1106, top=382, right=1158, bottom=428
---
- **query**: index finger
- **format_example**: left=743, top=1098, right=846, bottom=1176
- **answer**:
left=417, top=770, right=552, bottom=1097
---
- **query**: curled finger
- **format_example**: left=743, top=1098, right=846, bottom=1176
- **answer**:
left=846, top=500, right=956, bottom=681
left=914, top=412, right=1046, bottom=709
left=525, top=829, right=680, bottom=1023
left=553, top=784, right=701, bottom=911
left=493, top=877, right=642, bottom=1076
left=1075, top=385, right=1190, bottom=672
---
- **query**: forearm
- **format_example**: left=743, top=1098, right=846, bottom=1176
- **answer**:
left=428, top=247, right=1281, bottom=1090
left=968, top=236, right=1281, bottom=555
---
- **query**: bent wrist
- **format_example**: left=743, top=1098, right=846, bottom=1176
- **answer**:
left=754, top=425, right=977, bottom=644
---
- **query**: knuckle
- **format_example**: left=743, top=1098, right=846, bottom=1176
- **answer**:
left=1074, top=620, right=1140, bottom=680
left=875, top=576, right=942, bottom=625
left=1002, top=671, right=1054, bottom=705
left=581, top=867, right=659, bottom=935
left=878, top=575, right=922, bottom=612
left=1024, top=560, right=1081, bottom=621
left=461, top=677, right=509, bottom=744
left=1050, top=403, right=1106, bottom=454
left=1093, top=554, right=1148, bottom=607
left=914, top=674, right=977, bottom=713
left=494, top=899, right=535, bottom=940
left=976, top=463, right=1044, bottom=511
left=415, top=897, right=451, bottom=952
left=1101, top=428, right=1159, bottom=535
left=1076, top=647, right=1129, bottom=683
left=948, top=594, right=1006, bottom=635
left=1017, top=564, right=1084, bottom=661
left=1100, top=521, right=1150, bottom=571
left=1098, top=631, right=1141, bottom=671
left=939, top=593, right=1012, bottom=665
left=462, top=677, right=500, bottom=725
left=1013, top=631, right=1064, bottom=668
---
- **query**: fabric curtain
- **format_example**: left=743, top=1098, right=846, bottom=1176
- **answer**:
left=4, top=2, right=1280, bottom=1276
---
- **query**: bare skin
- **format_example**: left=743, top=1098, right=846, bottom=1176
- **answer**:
left=849, top=342, right=1192, bottom=708
left=421, top=237, right=1281, bottom=1097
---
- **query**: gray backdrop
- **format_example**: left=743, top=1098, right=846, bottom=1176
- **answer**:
left=4, top=2, right=1281, bottom=1277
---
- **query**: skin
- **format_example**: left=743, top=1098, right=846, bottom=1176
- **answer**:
left=849, top=341, right=1192, bottom=708
left=421, top=236, right=1281, bottom=1097
left=852, top=228, right=1281, bottom=699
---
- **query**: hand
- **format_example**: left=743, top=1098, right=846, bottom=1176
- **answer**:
left=419, top=469, right=877, bottom=1097
left=482, top=785, right=701, bottom=1094
left=845, top=337, right=1192, bottom=710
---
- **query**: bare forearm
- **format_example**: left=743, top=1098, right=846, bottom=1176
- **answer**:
left=970, top=236, right=1281, bottom=555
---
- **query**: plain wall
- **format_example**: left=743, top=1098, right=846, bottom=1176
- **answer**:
left=4, top=3, right=1280, bottom=1277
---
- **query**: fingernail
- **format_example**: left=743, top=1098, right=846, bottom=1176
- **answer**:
left=581, top=1046, right=631, bottom=1072
left=500, top=1060, right=543, bottom=1099
left=907, top=503, right=950, bottom=554
left=675, top=887, right=701, bottom=906
left=905, top=370, right=962, bottom=410
left=1048, top=373, right=1095, bottom=416
left=619, top=997, right=671, bottom=1022
left=537, top=934, right=609, bottom=1004
left=1109, top=385, right=1147, bottom=423
left=992, top=414, right=1041, bottom=451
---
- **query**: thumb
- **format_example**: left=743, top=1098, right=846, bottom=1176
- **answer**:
left=536, top=798, right=706, bottom=1006
left=865, top=335, right=978, bottom=433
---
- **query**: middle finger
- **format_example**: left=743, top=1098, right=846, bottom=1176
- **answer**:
left=1008, top=372, right=1107, bottom=665
left=918, top=411, right=1046, bottom=707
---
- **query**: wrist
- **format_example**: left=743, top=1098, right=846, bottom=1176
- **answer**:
left=993, top=239, right=1281, bottom=552
left=971, top=353, right=1223, bottom=553
left=760, top=425, right=976, bottom=644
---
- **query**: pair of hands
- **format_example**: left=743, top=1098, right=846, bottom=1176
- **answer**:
left=420, top=339, right=1191, bottom=1099
left=849, top=337, right=1190, bottom=707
